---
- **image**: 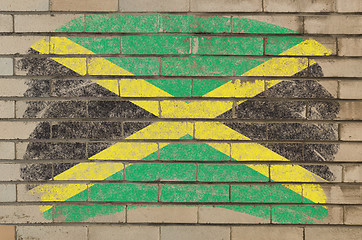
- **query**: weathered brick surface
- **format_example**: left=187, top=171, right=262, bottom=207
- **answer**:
left=127, top=205, right=197, bottom=223
left=338, top=38, right=362, bottom=56
left=51, top=0, right=118, bottom=12
left=0, top=205, right=52, bottom=223
left=0, top=225, right=15, bottom=240
left=232, top=226, right=303, bottom=240
left=14, top=15, right=84, bottom=32
left=340, top=81, right=362, bottom=99
left=0, top=15, right=13, bottom=32
left=1, top=0, right=49, bottom=11
left=304, top=16, right=362, bottom=34
left=336, top=0, right=362, bottom=12
left=0, top=142, right=15, bottom=160
left=17, top=226, right=87, bottom=240
left=89, top=226, right=159, bottom=240
left=0, top=1, right=362, bottom=239
left=345, top=206, right=362, bottom=225
left=190, top=0, right=262, bottom=12
left=341, top=123, right=362, bottom=141
left=0, top=58, right=13, bottom=76
left=120, top=0, right=189, bottom=12
left=0, top=184, right=16, bottom=202
left=344, top=165, right=362, bottom=182
left=305, top=227, right=362, bottom=240
left=264, top=0, right=335, bottom=12
left=161, top=226, right=230, bottom=240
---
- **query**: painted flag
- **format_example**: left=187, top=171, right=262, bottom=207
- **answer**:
left=18, top=14, right=339, bottom=224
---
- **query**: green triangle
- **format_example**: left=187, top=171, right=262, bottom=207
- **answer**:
left=158, top=134, right=230, bottom=161
left=145, top=78, right=192, bottom=97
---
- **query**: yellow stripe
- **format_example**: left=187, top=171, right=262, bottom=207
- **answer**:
left=195, top=122, right=326, bottom=203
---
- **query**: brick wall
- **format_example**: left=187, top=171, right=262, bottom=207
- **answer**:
left=0, top=0, right=361, bottom=239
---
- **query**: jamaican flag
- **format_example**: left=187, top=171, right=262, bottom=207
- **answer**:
left=19, top=14, right=339, bottom=223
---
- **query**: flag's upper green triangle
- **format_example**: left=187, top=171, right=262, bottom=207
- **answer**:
left=56, top=15, right=303, bottom=97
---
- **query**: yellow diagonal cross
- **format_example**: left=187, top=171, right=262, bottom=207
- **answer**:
left=30, top=37, right=331, bottom=211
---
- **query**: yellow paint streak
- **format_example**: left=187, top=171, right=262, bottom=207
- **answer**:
left=89, top=142, right=158, bottom=160
left=52, top=57, right=87, bottom=76
left=96, top=80, right=120, bottom=95
left=303, top=184, right=327, bottom=203
left=54, top=163, right=125, bottom=180
left=50, top=37, right=94, bottom=55
left=30, top=184, right=87, bottom=212
left=161, top=101, right=233, bottom=118
left=32, top=37, right=49, bottom=54
left=127, top=121, right=194, bottom=140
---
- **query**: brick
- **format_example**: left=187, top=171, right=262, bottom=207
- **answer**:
left=271, top=164, right=342, bottom=183
left=341, top=123, right=362, bottom=141
left=198, top=164, right=269, bottom=182
left=122, top=35, right=191, bottom=55
left=232, top=184, right=302, bottom=203
left=0, top=58, right=13, bottom=76
left=159, top=15, right=231, bottom=33
left=305, top=227, right=362, bottom=240
left=271, top=205, right=343, bottom=224
left=199, top=206, right=270, bottom=224
left=344, top=165, right=362, bottom=182
left=192, top=36, right=263, bottom=55
left=233, top=15, right=302, bottom=33
left=161, top=226, right=230, bottom=240
left=120, top=0, right=189, bottom=12
left=340, top=81, right=362, bottom=99
left=334, top=143, right=362, bottom=162
left=336, top=0, right=362, bottom=12
left=305, top=16, right=362, bottom=34
left=160, top=184, right=229, bottom=203
left=313, top=59, right=362, bottom=77
left=14, top=15, right=84, bottom=32
left=266, top=37, right=337, bottom=56
left=127, top=205, right=197, bottom=223
left=17, top=226, right=87, bottom=240
left=232, top=226, right=302, bottom=240
left=0, top=79, right=32, bottom=97
left=0, top=184, right=16, bottom=202
left=89, top=183, right=158, bottom=202
left=307, top=101, right=340, bottom=120
left=264, top=0, right=334, bottom=12
left=190, top=0, right=262, bottom=12
left=337, top=101, right=362, bottom=120
left=312, top=206, right=343, bottom=224
left=0, top=142, right=15, bottom=160
left=51, top=0, right=118, bottom=11
left=89, top=226, right=159, bottom=240
left=89, top=57, right=158, bottom=76
left=0, top=36, right=49, bottom=55
left=53, top=204, right=126, bottom=223
left=0, top=205, right=51, bottom=223
left=0, top=101, right=15, bottom=118
left=0, top=164, right=20, bottom=181
left=0, top=121, right=49, bottom=139
left=268, top=123, right=337, bottom=140
left=1, top=0, right=49, bottom=11
left=17, top=184, right=87, bottom=202
left=0, top=225, right=15, bottom=240
left=345, top=206, right=362, bottom=224
left=318, top=80, right=338, bottom=98
left=338, top=38, right=362, bottom=56
left=160, top=100, right=234, bottom=118
left=322, top=185, right=362, bottom=204
left=0, top=15, right=13, bottom=32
